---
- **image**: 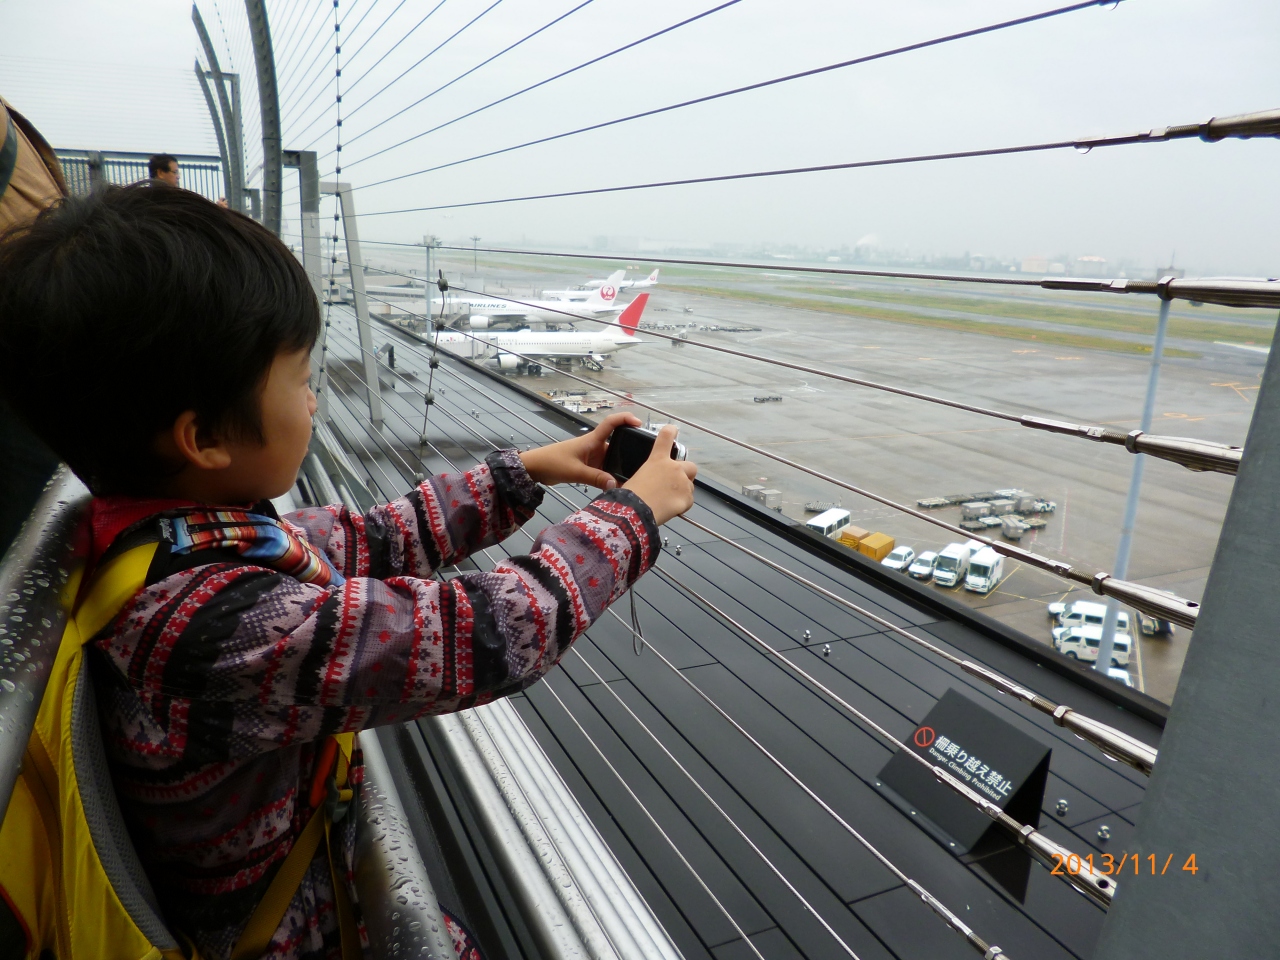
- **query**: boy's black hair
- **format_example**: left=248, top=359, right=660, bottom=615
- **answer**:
left=148, top=154, right=178, bottom=178
left=0, top=183, right=320, bottom=496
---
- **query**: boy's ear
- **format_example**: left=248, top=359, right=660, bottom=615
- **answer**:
left=169, top=410, right=233, bottom=470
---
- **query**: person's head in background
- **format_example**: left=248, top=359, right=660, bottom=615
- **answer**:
left=148, top=153, right=179, bottom=186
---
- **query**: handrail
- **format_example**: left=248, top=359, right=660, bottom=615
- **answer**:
left=0, top=468, right=89, bottom=823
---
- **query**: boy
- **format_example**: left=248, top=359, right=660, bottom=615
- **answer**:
left=0, top=184, right=697, bottom=959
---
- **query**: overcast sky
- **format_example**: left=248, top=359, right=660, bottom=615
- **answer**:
left=2, top=0, right=1277, bottom=274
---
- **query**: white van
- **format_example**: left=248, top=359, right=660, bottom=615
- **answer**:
left=806, top=508, right=851, bottom=538
left=933, top=542, right=971, bottom=588
left=964, top=547, right=1004, bottom=594
left=1054, top=626, right=1131, bottom=666
left=1048, top=600, right=1130, bottom=637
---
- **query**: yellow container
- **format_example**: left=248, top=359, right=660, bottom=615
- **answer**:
left=857, top=532, right=895, bottom=562
left=836, top=525, right=869, bottom=547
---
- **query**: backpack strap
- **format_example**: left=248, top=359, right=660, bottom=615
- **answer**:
left=230, top=731, right=359, bottom=960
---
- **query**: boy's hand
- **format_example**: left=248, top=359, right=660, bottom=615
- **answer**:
left=519, top=412, right=643, bottom=490
left=622, top=424, right=698, bottom=525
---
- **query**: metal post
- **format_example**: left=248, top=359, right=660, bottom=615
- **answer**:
left=1096, top=294, right=1171, bottom=675
left=227, top=71, right=245, bottom=212
left=193, top=62, right=234, bottom=205
left=192, top=5, right=243, bottom=213
left=283, top=150, right=322, bottom=303
left=246, top=0, right=282, bottom=235
left=323, top=180, right=383, bottom=426
left=1094, top=311, right=1280, bottom=957
left=87, top=151, right=104, bottom=190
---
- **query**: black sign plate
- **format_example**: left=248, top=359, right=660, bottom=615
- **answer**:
left=877, top=688, right=1051, bottom=854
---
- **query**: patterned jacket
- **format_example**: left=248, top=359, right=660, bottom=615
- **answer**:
left=88, top=450, right=659, bottom=959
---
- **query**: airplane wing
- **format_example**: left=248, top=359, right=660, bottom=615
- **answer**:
left=1215, top=340, right=1271, bottom=355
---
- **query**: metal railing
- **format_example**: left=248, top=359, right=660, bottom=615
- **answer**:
left=54, top=149, right=226, bottom=203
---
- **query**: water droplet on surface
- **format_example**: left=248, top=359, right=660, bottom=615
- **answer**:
left=1, top=680, right=14, bottom=693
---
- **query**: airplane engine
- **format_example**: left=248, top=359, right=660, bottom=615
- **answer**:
left=495, top=353, right=520, bottom=371
left=469, top=315, right=492, bottom=329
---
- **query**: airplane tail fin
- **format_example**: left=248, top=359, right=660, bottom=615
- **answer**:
left=618, top=293, right=648, bottom=336
left=647, top=269, right=659, bottom=283
left=585, top=269, right=625, bottom=307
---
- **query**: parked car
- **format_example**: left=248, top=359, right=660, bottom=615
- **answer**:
left=1106, top=667, right=1135, bottom=688
left=908, top=551, right=938, bottom=581
left=881, top=546, right=916, bottom=572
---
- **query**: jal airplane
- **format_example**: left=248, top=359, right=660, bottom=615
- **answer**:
left=432, top=294, right=649, bottom=372
left=544, top=269, right=660, bottom=301
left=433, top=271, right=628, bottom=326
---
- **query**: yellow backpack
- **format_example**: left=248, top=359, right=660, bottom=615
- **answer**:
left=0, top=542, right=357, bottom=960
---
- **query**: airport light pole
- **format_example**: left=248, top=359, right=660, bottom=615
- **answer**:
left=471, top=235, right=481, bottom=273
left=1095, top=294, right=1171, bottom=678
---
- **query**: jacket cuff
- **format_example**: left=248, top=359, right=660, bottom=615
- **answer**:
left=588, top=488, right=661, bottom=580
left=486, top=448, right=544, bottom=515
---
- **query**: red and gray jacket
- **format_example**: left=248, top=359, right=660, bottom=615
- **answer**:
left=86, top=450, right=659, bottom=960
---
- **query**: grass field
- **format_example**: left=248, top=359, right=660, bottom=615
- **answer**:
left=666, top=283, right=1206, bottom=358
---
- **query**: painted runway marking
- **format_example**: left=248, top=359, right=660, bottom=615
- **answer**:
left=1212, top=381, right=1260, bottom=402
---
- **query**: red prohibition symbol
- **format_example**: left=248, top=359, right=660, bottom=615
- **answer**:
left=914, top=726, right=936, bottom=748
left=601, top=285, right=617, bottom=300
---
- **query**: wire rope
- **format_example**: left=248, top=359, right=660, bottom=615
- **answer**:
left=279, top=1, right=356, bottom=117
left=304, top=0, right=512, bottom=157
left=346, top=295, right=1159, bottom=775
left=357, top=116, right=1242, bottom=215
left=595, top=608, right=1009, bottom=958
left=334, top=0, right=598, bottom=156
left=348, top=0, right=1119, bottom=181
left=316, top=251, right=1237, bottom=475
left=342, top=284, right=1202, bottom=632
left=648, top=564, right=1114, bottom=906
left=340, top=0, right=745, bottom=171
left=341, top=0, right=457, bottom=101
left=289, top=0, right=455, bottom=149
left=283, top=0, right=416, bottom=141
left=538, top=680, right=771, bottom=960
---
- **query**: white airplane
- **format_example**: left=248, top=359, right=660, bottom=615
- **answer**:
left=433, top=270, right=628, bottom=326
left=544, top=269, right=660, bottom=301
left=433, top=294, right=649, bottom=372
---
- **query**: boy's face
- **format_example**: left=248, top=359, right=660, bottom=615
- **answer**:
left=218, top=348, right=317, bottom=502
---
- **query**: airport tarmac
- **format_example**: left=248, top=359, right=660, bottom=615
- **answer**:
left=356, top=250, right=1269, bottom=704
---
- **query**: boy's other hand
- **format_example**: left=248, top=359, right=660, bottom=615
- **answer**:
left=622, top=424, right=697, bottom=525
left=519, top=412, right=643, bottom=491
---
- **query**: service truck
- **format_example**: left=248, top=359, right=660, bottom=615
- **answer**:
left=964, top=547, right=1004, bottom=594
left=933, top=542, right=971, bottom=587
left=1054, top=625, right=1131, bottom=667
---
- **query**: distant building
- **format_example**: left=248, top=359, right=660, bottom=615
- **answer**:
left=1072, top=255, right=1109, bottom=277
left=1020, top=256, right=1049, bottom=274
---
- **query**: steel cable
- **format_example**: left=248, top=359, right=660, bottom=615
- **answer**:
left=284, top=0, right=422, bottom=142
left=342, top=282, right=1203, bottom=629
left=335, top=0, right=509, bottom=133
left=597, top=607, right=1008, bottom=958
left=313, top=257, right=1238, bottom=474
left=333, top=0, right=598, bottom=157
left=347, top=0, right=1120, bottom=182
left=350, top=106, right=1280, bottom=217
left=649, top=565, right=1115, bottom=907
left=338, top=0, right=745, bottom=171
left=347, top=298, right=1159, bottom=775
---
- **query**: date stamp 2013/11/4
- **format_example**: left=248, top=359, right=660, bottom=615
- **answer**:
left=1050, top=853, right=1199, bottom=876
